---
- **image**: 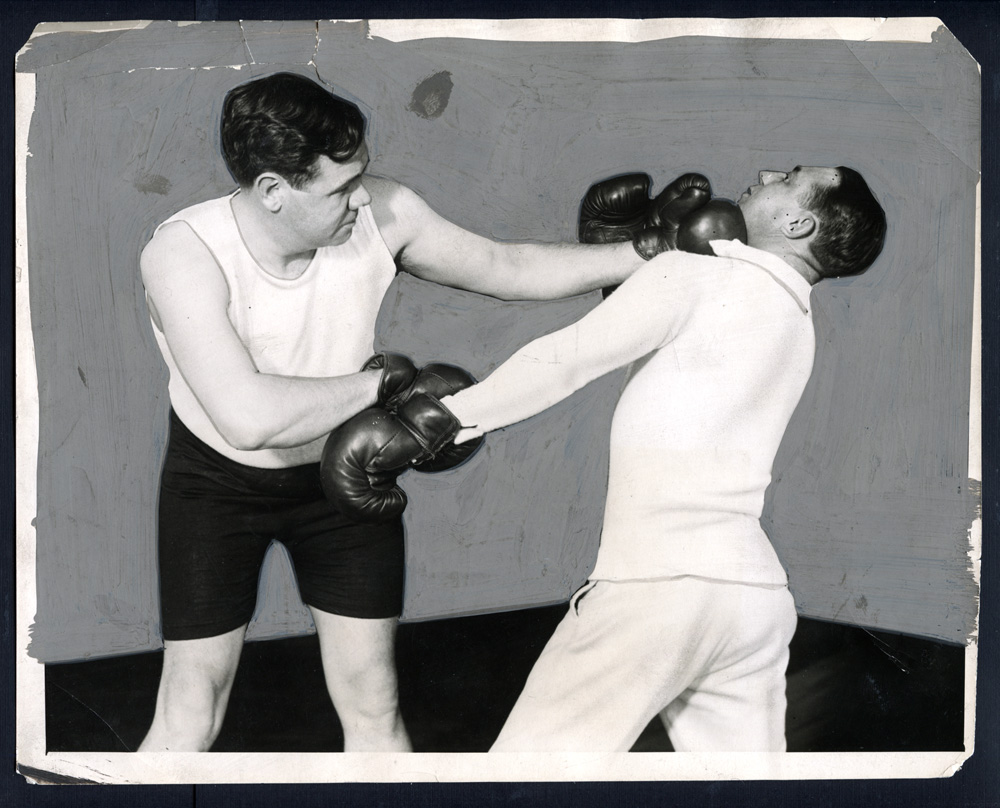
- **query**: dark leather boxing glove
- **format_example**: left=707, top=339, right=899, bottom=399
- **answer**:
left=362, top=352, right=418, bottom=410
left=395, top=363, right=485, bottom=472
left=320, top=394, right=465, bottom=523
left=645, top=173, right=712, bottom=230
left=578, top=173, right=652, bottom=244
left=578, top=172, right=713, bottom=247
left=675, top=199, right=748, bottom=255
left=632, top=173, right=714, bottom=260
left=320, top=408, right=410, bottom=522
left=579, top=172, right=714, bottom=294
left=637, top=200, right=747, bottom=259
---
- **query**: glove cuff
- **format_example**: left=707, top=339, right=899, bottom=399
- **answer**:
left=361, top=352, right=418, bottom=409
left=633, top=227, right=677, bottom=261
left=633, top=238, right=653, bottom=261
left=397, top=394, right=464, bottom=458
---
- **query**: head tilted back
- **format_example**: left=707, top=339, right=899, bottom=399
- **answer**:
left=802, top=167, right=887, bottom=278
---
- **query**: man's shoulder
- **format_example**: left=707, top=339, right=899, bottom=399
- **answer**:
left=364, top=174, right=399, bottom=194
left=141, top=216, right=212, bottom=272
left=147, top=194, right=231, bottom=249
left=366, top=176, right=437, bottom=253
left=642, top=249, right=730, bottom=288
left=649, top=247, right=786, bottom=285
left=366, top=175, right=423, bottom=214
left=636, top=249, right=789, bottom=313
left=158, top=193, right=234, bottom=228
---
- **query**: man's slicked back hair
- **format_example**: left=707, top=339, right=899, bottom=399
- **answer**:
left=804, top=167, right=887, bottom=278
left=221, top=72, right=366, bottom=189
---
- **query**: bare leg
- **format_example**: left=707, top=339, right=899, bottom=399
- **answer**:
left=309, top=607, right=411, bottom=752
left=139, top=624, right=247, bottom=752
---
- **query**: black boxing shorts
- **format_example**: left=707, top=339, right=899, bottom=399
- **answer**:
left=157, top=410, right=405, bottom=641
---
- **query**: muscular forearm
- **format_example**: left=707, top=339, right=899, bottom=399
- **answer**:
left=434, top=239, right=644, bottom=300
left=472, top=241, right=644, bottom=301
left=373, top=178, right=646, bottom=302
left=211, top=370, right=381, bottom=451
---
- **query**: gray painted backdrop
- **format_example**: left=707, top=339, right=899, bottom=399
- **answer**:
left=19, top=20, right=979, bottom=662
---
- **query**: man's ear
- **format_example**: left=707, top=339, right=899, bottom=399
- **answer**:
left=781, top=211, right=817, bottom=240
left=254, top=172, right=285, bottom=213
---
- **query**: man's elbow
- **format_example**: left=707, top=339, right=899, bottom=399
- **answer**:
left=485, top=275, right=564, bottom=303
left=213, top=413, right=271, bottom=452
left=223, top=432, right=268, bottom=452
left=488, top=286, right=531, bottom=303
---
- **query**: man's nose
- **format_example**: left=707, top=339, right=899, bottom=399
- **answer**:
left=350, top=183, right=372, bottom=209
left=759, top=170, right=787, bottom=185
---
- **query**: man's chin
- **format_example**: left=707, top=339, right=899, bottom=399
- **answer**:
left=328, top=224, right=356, bottom=246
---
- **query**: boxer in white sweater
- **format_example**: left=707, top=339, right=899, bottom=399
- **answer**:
left=380, top=165, right=887, bottom=751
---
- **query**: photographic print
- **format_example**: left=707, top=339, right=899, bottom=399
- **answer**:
left=15, top=16, right=980, bottom=784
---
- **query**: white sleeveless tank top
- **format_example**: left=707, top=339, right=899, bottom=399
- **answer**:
left=149, top=193, right=397, bottom=468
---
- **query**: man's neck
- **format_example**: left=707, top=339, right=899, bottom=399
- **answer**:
left=748, top=236, right=821, bottom=286
left=230, top=191, right=315, bottom=280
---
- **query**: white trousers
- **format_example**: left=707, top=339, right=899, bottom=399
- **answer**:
left=491, top=576, right=798, bottom=752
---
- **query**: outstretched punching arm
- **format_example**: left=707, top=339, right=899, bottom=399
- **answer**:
left=440, top=250, right=714, bottom=444
left=368, top=176, right=645, bottom=301
left=369, top=173, right=744, bottom=303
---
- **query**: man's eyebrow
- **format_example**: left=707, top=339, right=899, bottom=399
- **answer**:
left=331, top=159, right=369, bottom=192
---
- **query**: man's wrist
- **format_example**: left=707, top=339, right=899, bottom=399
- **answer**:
left=438, top=392, right=482, bottom=444
left=454, top=426, right=484, bottom=446
left=362, top=369, right=383, bottom=407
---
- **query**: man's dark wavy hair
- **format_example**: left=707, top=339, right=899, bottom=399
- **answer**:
left=221, top=72, right=366, bottom=189
left=803, top=167, right=887, bottom=278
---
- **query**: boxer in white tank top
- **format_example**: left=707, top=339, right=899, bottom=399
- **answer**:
left=150, top=192, right=396, bottom=468
left=138, top=72, right=649, bottom=754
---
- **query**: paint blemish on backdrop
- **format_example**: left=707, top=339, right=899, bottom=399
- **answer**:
left=409, top=71, right=453, bottom=119
left=134, top=172, right=171, bottom=195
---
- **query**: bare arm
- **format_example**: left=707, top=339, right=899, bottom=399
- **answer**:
left=369, top=177, right=644, bottom=301
left=441, top=252, right=706, bottom=441
left=141, top=222, right=380, bottom=451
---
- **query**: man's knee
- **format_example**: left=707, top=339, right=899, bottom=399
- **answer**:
left=144, top=628, right=245, bottom=751
left=144, top=685, right=225, bottom=751
left=331, top=654, right=401, bottom=718
left=310, top=611, right=401, bottom=716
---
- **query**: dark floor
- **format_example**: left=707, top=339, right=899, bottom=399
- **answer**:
left=45, top=606, right=965, bottom=753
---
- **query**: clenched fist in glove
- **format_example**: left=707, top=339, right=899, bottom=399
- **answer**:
left=579, top=171, right=747, bottom=271
left=362, top=352, right=419, bottom=409
left=321, top=361, right=484, bottom=522
left=579, top=172, right=712, bottom=249
left=392, top=363, right=486, bottom=472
